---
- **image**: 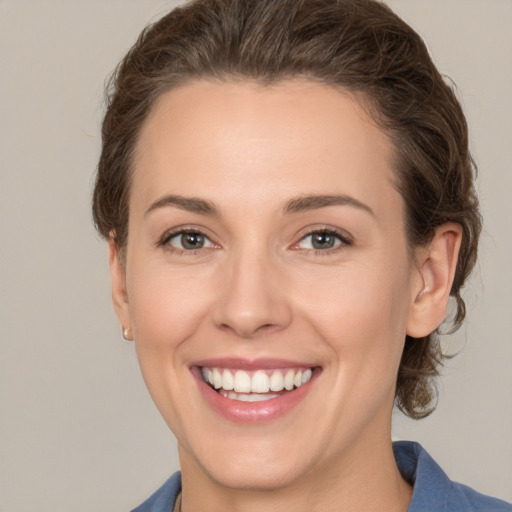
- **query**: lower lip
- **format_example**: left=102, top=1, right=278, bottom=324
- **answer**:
left=193, top=369, right=317, bottom=424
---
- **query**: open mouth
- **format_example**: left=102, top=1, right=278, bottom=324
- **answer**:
left=200, top=367, right=313, bottom=402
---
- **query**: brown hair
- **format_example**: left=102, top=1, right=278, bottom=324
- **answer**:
left=92, top=0, right=481, bottom=419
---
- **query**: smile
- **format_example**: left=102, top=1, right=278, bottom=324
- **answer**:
left=201, top=367, right=313, bottom=400
left=193, top=360, right=319, bottom=423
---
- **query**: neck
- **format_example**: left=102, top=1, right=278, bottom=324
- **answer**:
left=178, top=430, right=412, bottom=512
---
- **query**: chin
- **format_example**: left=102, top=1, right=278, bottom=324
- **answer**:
left=178, top=428, right=325, bottom=492
left=201, top=453, right=316, bottom=492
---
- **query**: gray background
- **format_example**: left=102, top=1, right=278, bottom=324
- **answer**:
left=1, top=1, right=510, bottom=510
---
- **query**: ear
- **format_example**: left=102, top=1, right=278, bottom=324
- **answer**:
left=406, top=223, right=462, bottom=338
left=108, top=238, right=132, bottom=340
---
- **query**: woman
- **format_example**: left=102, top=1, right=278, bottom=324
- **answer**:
left=92, top=0, right=510, bottom=510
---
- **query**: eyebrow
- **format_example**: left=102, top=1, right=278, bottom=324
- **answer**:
left=145, top=194, right=219, bottom=217
left=144, top=193, right=374, bottom=218
left=283, top=194, right=375, bottom=217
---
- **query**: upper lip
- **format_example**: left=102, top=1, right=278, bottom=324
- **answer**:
left=192, top=357, right=318, bottom=370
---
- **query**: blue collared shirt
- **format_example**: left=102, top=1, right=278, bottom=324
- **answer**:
left=393, top=441, right=510, bottom=511
left=132, top=441, right=511, bottom=511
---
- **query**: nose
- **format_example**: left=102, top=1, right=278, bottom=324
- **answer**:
left=212, top=249, right=292, bottom=339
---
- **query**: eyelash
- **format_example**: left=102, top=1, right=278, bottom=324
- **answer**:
left=158, top=227, right=219, bottom=255
left=292, top=227, right=352, bottom=255
left=157, top=226, right=352, bottom=256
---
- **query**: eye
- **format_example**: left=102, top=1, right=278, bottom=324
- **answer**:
left=294, top=229, right=350, bottom=251
left=164, top=230, right=216, bottom=251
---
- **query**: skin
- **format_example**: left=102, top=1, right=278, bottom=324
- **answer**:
left=109, top=80, right=461, bottom=512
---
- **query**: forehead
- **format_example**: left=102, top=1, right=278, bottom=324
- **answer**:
left=131, top=79, right=400, bottom=221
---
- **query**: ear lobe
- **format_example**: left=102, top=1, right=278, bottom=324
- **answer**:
left=406, top=223, right=462, bottom=338
left=108, top=238, right=132, bottom=333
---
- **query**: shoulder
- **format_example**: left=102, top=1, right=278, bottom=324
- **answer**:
left=130, top=472, right=182, bottom=512
left=393, top=441, right=511, bottom=512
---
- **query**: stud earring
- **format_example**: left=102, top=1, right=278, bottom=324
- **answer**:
left=122, top=326, right=133, bottom=341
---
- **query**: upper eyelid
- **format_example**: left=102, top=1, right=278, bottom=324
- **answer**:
left=296, top=226, right=352, bottom=243
left=160, top=226, right=214, bottom=242
left=288, top=228, right=353, bottom=254
left=157, top=228, right=219, bottom=252
left=156, top=225, right=352, bottom=249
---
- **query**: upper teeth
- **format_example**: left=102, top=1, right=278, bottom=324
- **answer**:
left=201, top=367, right=313, bottom=393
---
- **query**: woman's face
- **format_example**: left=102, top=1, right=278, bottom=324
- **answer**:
left=112, top=80, right=425, bottom=490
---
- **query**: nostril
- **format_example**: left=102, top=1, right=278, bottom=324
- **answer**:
left=218, top=321, right=282, bottom=339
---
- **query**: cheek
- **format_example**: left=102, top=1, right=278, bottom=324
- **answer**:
left=127, top=264, right=214, bottom=353
left=293, top=257, right=412, bottom=362
left=125, top=264, right=217, bottom=430
left=307, top=263, right=412, bottom=418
